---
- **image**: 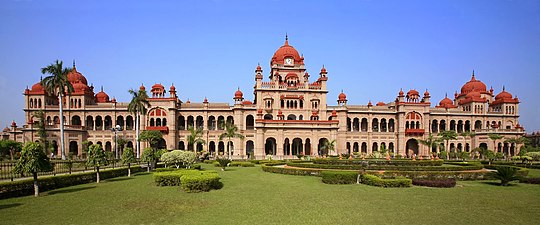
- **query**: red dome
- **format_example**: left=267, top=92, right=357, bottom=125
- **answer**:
left=234, top=88, right=243, bottom=99
left=95, top=88, right=110, bottom=103
left=460, top=74, right=487, bottom=94
left=407, top=89, right=419, bottom=96
left=376, top=102, right=385, bottom=106
left=31, top=82, right=45, bottom=92
left=436, top=96, right=456, bottom=109
left=256, top=64, right=262, bottom=71
left=424, top=90, right=430, bottom=96
left=271, top=37, right=304, bottom=65
left=139, top=84, right=146, bottom=91
left=67, top=67, right=88, bottom=85
left=320, top=66, right=327, bottom=73
left=466, top=91, right=481, bottom=99
left=73, top=82, right=90, bottom=92
left=495, top=89, right=512, bottom=101
left=398, top=89, right=404, bottom=96
left=170, top=84, right=176, bottom=91
left=338, top=92, right=347, bottom=101
left=152, top=83, right=164, bottom=90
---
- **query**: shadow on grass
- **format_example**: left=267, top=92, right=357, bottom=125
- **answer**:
left=47, top=186, right=96, bottom=195
left=0, top=203, right=22, bottom=210
left=105, top=177, right=133, bottom=183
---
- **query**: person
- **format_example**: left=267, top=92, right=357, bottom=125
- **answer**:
left=50, top=152, right=54, bottom=159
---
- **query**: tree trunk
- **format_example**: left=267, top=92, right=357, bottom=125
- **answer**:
left=228, top=138, right=231, bottom=160
left=33, top=172, right=39, bottom=197
left=136, top=112, right=140, bottom=158
left=147, top=162, right=150, bottom=172
left=128, top=163, right=131, bottom=177
left=96, top=166, right=100, bottom=183
left=59, top=93, right=66, bottom=160
left=446, top=140, right=450, bottom=160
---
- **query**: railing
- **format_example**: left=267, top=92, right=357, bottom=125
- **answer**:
left=405, top=128, right=425, bottom=136
left=0, top=159, right=143, bottom=182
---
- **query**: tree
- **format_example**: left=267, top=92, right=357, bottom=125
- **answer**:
left=86, top=144, right=108, bottom=183
left=160, top=150, right=197, bottom=169
left=186, top=126, right=205, bottom=151
left=33, top=110, right=48, bottom=151
left=121, top=147, right=136, bottom=177
left=488, top=133, right=503, bottom=154
left=493, top=166, right=520, bottom=186
left=41, top=60, right=73, bottom=160
left=439, top=130, right=458, bottom=160
left=219, top=123, right=244, bottom=159
left=13, top=142, right=53, bottom=197
left=139, top=130, right=163, bottom=170
left=0, top=140, right=22, bottom=161
left=116, top=137, right=128, bottom=156
left=216, top=157, right=231, bottom=171
left=322, top=139, right=336, bottom=156
left=505, top=136, right=526, bottom=157
left=127, top=88, right=150, bottom=158
left=418, top=133, right=442, bottom=157
left=141, top=147, right=166, bottom=172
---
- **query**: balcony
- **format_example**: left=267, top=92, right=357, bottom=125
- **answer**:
left=405, top=128, right=425, bottom=136
left=146, top=126, right=169, bottom=134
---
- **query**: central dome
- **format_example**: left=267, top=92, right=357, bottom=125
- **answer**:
left=67, top=66, right=88, bottom=85
left=271, top=37, right=304, bottom=65
left=460, top=73, right=487, bottom=95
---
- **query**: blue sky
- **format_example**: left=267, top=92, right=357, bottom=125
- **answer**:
left=1, top=0, right=539, bottom=131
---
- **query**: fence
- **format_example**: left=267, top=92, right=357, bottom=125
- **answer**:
left=0, top=159, right=144, bottom=182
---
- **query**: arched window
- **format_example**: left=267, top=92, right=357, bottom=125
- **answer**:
left=246, top=115, right=254, bottom=130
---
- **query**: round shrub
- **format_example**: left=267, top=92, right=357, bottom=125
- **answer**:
left=321, top=171, right=358, bottom=184
left=412, top=179, right=456, bottom=188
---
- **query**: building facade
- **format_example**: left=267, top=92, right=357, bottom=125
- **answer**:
left=3, top=38, right=526, bottom=159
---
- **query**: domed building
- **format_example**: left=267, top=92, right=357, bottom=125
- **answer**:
left=8, top=37, right=525, bottom=159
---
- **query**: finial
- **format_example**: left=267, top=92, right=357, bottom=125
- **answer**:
left=503, top=85, right=505, bottom=91
left=445, top=93, right=448, bottom=98
left=284, top=33, right=289, bottom=45
left=341, top=89, right=343, bottom=93
left=472, top=70, right=474, bottom=76
left=40, top=76, right=42, bottom=81
left=101, top=86, right=103, bottom=92
left=73, top=60, right=76, bottom=68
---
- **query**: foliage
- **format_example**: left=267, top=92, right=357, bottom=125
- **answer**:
left=33, top=110, right=48, bottom=150
left=186, top=126, right=205, bottom=151
left=153, top=170, right=222, bottom=192
left=439, top=130, right=458, bottom=159
left=360, top=174, right=412, bottom=188
left=0, top=166, right=143, bottom=199
left=121, top=147, right=137, bottom=165
left=215, top=157, right=231, bottom=170
left=520, top=177, right=540, bottom=184
left=438, top=150, right=448, bottom=160
left=492, top=166, right=520, bottom=186
left=312, top=158, right=444, bottom=166
left=229, top=162, right=255, bottom=167
left=412, top=179, right=456, bottom=188
left=525, top=152, right=540, bottom=161
left=418, top=133, right=442, bottom=154
left=322, top=139, right=336, bottom=156
left=13, top=143, right=53, bottom=176
left=0, top=140, right=22, bottom=161
left=86, top=144, right=108, bottom=183
left=321, top=171, right=357, bottom=184
left=219, top=123, right=244, bottom=159
left=138, top=130, right=163, bottom=150
left=160, top=150, right=198, bottom=169
left=287, top=162, right=482, bottom=171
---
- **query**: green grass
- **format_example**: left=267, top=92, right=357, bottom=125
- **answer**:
left=1, top=165, right=539, bottom=225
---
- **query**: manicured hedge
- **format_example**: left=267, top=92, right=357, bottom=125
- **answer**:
left=153, top=170, right=222, bottom=192
left=412, top=179, right=456, bottom=188
left=286, top=162, right=482, bottom=171
left=321, top=171, right=358, bottom=184
left=483, top=165, right=529, bottom=178
left=230, top=162, right=255, bottom=167
left=520, top=177, right=540, bottom=184
left=261, top=164, right=319, bottom=176
left=313, top=159, right=444, bottom=166
left=360, top=174, right=412, bottom=188
left=0, top=166, right=144, bottom=199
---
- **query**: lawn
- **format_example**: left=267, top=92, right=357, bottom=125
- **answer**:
left=0, top=165, right=539, bottom=225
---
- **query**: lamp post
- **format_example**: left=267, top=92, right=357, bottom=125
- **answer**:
left=111, top=125, right=123, bottom=160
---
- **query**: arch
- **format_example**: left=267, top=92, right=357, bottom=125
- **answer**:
left=52, top=140, right=58, bottom=156
left=47, top=116, right=52, bottom=125
left=71, top=115, right=81, bottom=126
left=353, top=142, right=359, bottom=152
left=150, top=118, right=155, bottom=126
left=372, top=118, right=379, bottom=132
left=389, top=142, right=395, bottom=153
left=353, top=118, right=360, bottom=132
left=431, top=120, right=438, bottom=133
left=406, top=139, right=419, bottom=157
left=292, top=138, right=303, bottom=155
left=439, top=120, right=446, bottom=131
left=372, top=142, right=378, bottom=152
left=187, top=116, right=195, bottom=128
left=381, top=142, right=386, bottom=151
left=457, top=120, right=463, bottom=133
left=209, top=141, right=215, bottom=154
left=450, top=143, right=456, bottom=152
left=475, top=120, right=483, bottom=130
left=97, top=141, right=103, bottom=147
left=156, top=118, right=161, bottom=126
left=226, top=116, right=234, bottom=125
left=196, top=116, right=204, bottom=130
left=116, top=116, right=124, bottom=128
left=265, top=138, right=277, bottom=155
left=162, top=118, right=167, bottom=126
left=361, top=142, right=367, bottom=153
left=457, top=143, right=463, bottom=152
left=86, top=116, right=94, bottom=130
left=305, top=138, right=311, bottom=155
left=450, top=120, right=456, bottom=131
left=105, top=141, right=112, bottom=152
left=127, top=141, right=133, bottom=149
left=246, top=140, right=254, bottom=156
left=347, top=117, right=352, bottom=131
left=464, top=120, right=471, bottom=132
left=361, top=118, right=368, bottom=132
left=479, top=143, right=488, bottom=150
left=218, top=141, right=225, bottom=155
left=299, top=115, right=303, bottom=120
left=388, top=119, right=395, bottom=132
left=69, top=141, right=78, bottom=158
left=381, top=119, right=387, bottom=132
left=158, top=138, right=166, bottom=150
left=126, top=116, right=134, bottom=130
left=264, top=114, right=273, bottom=120
left=246, top=115, right=254, bottom=130
left=208, top=116, right=216, bottom=130
left=318, top=138, right=329, bottom=156
left=287, top=114, right=296, bottom=120
left=196, top=142, right=203, bottom=152
left=346, top=142, right=351, bottom=154
left=217, top=116, right=225, bottom=129
left=104, top=116, right=112, bottom=130
left=283, top=138, right=291, bottom=155
left=178, top=116, right=186, bottom=130
left=95, top=116, right=103, bottom=130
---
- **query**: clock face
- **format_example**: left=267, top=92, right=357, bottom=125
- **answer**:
left=285, top=58, right=293, bottom=65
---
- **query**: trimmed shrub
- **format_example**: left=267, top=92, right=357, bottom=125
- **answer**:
left=520, top=177, right=540, bottom=184
left=181, top=173, right=222, bottom=192
left=483, top=165, right=529, bottom=178
left=261, top=164, right=319, bottom=176
left=0, top=166, right=144, bottom=199
left=412, top=179, right=456, bottom=188
left=360, top=174, right=412, bottom=188
left=230, top=162, right=255, bottom=167
left=321, top=171, right=357, bottom=184
left=286, top=162, right=482, bottom=171
left=249, top=160, right=261, bottom=164
left=312, top=158, right=443, bottom=166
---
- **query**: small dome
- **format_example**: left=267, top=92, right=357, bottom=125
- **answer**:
left=256, top=64, right=262, bottom=71
left=367, top=101, right=373, bottom=107
left=31, top=82, right=45, bottom=92
left=495, top=89, right=513, bottom=101
left=424, top=90, right=430, bottom=96
left=11, top=121, right=16, bottom=127
left=67, top=67, right=88, bottom=85
left=466, top=91, right=481, bottom=99
left=338, top=92, right=347, bottom=101
left=139, top=84, right=146, bottom=91
left=271, top=37, right=304, bottom=65
left=73, top=82, right=90, bottom=92
left=152, top=83, right=164, bottom=90
left=170, top=84, right=176, bottom=91
left=398, top=89, right=404, bottom=96
left=304, top=72, right=309, bottom=77
left=242, top=100, right=253, bottom=105
left=95, top=88, right=110, bottom=103
left=407, top=89, right=419, bottom=96
left=460, top=73, right=487, bottom=94
left=376, top=102, right=385, bottom=106
left=234, top=88, right=243, bottom=99
left=203, top=97, right=208, bottom=103
left=437, top=95, right=457, bottom=109
left=320, top=66, right=327, bottom=73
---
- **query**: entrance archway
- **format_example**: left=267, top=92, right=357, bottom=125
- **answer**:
left=292, top=138, right=303, bottom=155
left=157, top=138, right=166, bottom=150
left=318, top=138, right=329, bottom=156
left=69, top=141, right=78, bottom=158
left=304, top=138, right=311, bottom=155
left=246, top=141, right=254, bottom=156
left=265, top=138, right=277, bottom=155
left=406, top=139, right=419, bottom=157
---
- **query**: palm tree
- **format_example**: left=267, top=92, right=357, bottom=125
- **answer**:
left=323, top=139, right=337, bottom=156
left=219, top=123, right=244, bottom=159
left=127, top=88, right=150, bottom=158
left=41, top=60, right=73, bottom=160
left=488, top=133, right=503, bottom=154
left=418, top=133, right=442, bottom=158
left=439, top=130, right=458, bottom=160
left=459, top=131, right=472, bottom=160
left=186, top=126, right=205, bottom=151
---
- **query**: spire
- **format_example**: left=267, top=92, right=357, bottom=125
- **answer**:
left=100, top=86, right=103, bottom=92
left=445, top=93, right=448, bottom=98
left=284, top=33, right=289, bottom=45
left=73, top=60, right=76, bottom=69
left=503, top=85, right=506, bottom=91
left=471, top=70, right=476, bottom=80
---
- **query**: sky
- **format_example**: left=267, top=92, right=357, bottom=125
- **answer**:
left=0, top=0, right=539, bottom=131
